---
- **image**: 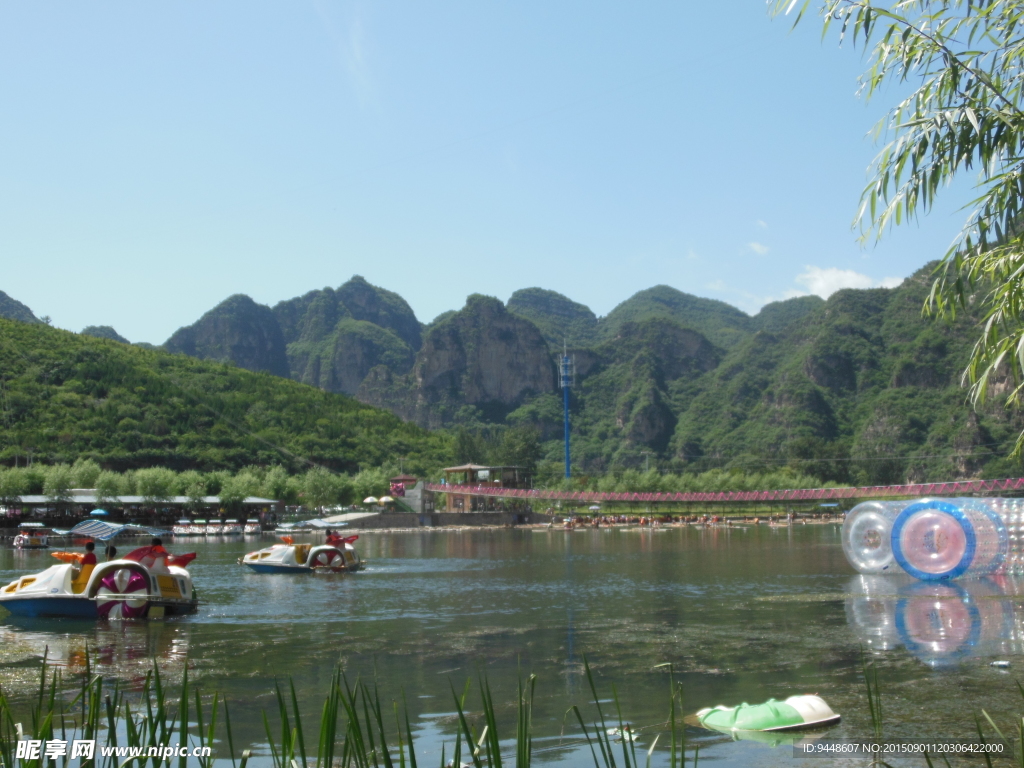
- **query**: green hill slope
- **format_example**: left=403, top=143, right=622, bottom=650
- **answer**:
left=598, top=285, right=754, bottom=349
left=0, top=291, right=39, bottom=324
left=666, top=265, right=1022, bottom=483
left=506, top=288, right=599, bottom=348
left=0, top=319, right=449, bottom=473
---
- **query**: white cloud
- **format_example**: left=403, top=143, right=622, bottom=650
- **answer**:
left=312, top=1, right=375, bottom=104
left=755, top=220, right=768, bottom=229
left=747, top=241, right=770, bottom=255
left=794, top=266, right=905, bottom=298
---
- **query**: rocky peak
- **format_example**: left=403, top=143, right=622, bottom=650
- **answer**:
left=82, top=326, right=129, bottom=343
left=164, top=294, right=289, bottom=377
left=415, top=295, right=555, bottom=408
left=0, top=291, right=40, bottom=324
left=506, top=287, right=598, bottom=347
left=336, top=276, right=422, bottom=350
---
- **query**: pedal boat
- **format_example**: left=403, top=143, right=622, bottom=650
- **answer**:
left=0, top=549, right=198, bottom=619
left=13, top=524, right=51, bottom=549
left=1, top=519, right=198, bottom=620
left=241, top=536, right=362, bottom=573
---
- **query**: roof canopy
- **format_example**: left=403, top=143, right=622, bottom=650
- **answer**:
left=69, top=520, right=171, bottom=542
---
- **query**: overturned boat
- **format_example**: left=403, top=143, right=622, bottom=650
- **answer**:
left=241, top=535, right=362, bottom=573
left=692, top=695, right=840, bottom=734
left=0, top=521, right=198, bottom=620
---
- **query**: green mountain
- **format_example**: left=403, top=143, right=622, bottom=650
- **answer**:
left=0, top=291, right=39, bottom=324
left=164, top=294, right=290, bottom=377
left=751, top=295, right=824, bottom=334
left=359, top=295, right=556, bottom=427
left=599, top=285, right=755, bottom=349
left=506, top=287, right=598, bottom=348
left=82, top=325, right=129, bottom=343
left=273, top=276, right=421, bottom=395
left=143, top=266, right=1022, bottom=484
left=509, top=317, right=721, bottom=466
left=0, top=318, right=448, bottom=472
left=665, top=265, right=1020, bottom=484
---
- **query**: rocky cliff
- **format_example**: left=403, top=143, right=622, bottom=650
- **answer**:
left=164, top=294, right=289, bottom=377
left=359, top=294, right=557, bottom=427
left=274, top=277, right=421, bottom=395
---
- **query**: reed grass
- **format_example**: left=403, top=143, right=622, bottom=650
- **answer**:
left=0, top=652, right=706, bottom=768
left=27, top=650, right=1024, bottom=768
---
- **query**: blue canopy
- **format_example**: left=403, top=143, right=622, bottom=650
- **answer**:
left=90, top=509, right=109, bottom=517
left=69, top=519, right=170, bottom=542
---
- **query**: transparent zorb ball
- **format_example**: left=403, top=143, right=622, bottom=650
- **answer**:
left=842, top=501, right=907, bottom=574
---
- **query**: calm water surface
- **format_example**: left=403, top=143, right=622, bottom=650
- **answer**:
left=2, top=524, right=1023, bottom=766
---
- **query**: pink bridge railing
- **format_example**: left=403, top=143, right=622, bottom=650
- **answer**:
left=426, top=477, right=1024, bottom=504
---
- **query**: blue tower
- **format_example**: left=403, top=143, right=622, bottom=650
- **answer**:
left=560, top=345, right=574, bottom=479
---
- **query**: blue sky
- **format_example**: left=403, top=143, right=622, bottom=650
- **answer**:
left=0, top=1, right=968, bottom=344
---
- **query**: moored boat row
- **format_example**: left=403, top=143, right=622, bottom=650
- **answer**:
left=171, top=518, right=259, bottom=536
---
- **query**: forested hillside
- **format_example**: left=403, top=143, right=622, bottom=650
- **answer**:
left=0, top=319, right=449, bottom=473
left=4, top=259, right=1021, bottom=486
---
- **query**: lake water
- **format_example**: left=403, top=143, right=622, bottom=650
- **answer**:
left=3, top=524, right=1024, bottom=766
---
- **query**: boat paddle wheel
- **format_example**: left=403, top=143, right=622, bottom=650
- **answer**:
left=310, top=547, right=345, bottom=571
left=92, top=565, right=151, bottom=619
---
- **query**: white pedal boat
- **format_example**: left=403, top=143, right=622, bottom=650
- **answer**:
left=13, top=524, right=51, bottom=549
left=0, top=552, right=198, bottom=619
left=0, top=519, right=199, bottom=620
left=241, top=537, right=362, bottom=574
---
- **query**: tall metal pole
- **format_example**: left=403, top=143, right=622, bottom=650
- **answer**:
left=560, top=345, right=572, bottom=479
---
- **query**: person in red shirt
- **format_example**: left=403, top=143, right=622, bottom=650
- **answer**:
left=81, top=541, right=97, bottom=566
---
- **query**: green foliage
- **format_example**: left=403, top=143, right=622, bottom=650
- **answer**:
left=514, top=265, right=1024, bottom=483
left=599, top=285, right=753, bottom=350
left=287, top=319, right=415, bottom=395
left=43, top=464, right=73, bottom=503
left=495, top=426, right=543, bottom=473
left=352, top=466, right=391, bottom=501
left=0, top=318, right=451, bottom=474
left=70, top=457, right=101, bottom=488
left=772, top=0, right=1024, bottom=455
left=302, top=466, right=343, bottom=511
left=751, top=295, right=824, bottom=334
left=0, top=289, right=39, bottom=324
left=81, top=325, right=129, bottom=343
left=136, top=467, right=177, bottom=503
left=0, top=468, right=26, bottom=504
left=95, top=469, right=123, bottom=504
left=177, top=469, right=209, bottom=508
left=506, top=287, right=599, bottom=348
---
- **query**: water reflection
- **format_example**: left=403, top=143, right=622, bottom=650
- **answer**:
left=0, top=619, right=190, bottom=689
left=847, top=574, right=1024, bottom=666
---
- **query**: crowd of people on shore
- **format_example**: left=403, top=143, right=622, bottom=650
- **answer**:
left=554, top=511, right=844, bottom=528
